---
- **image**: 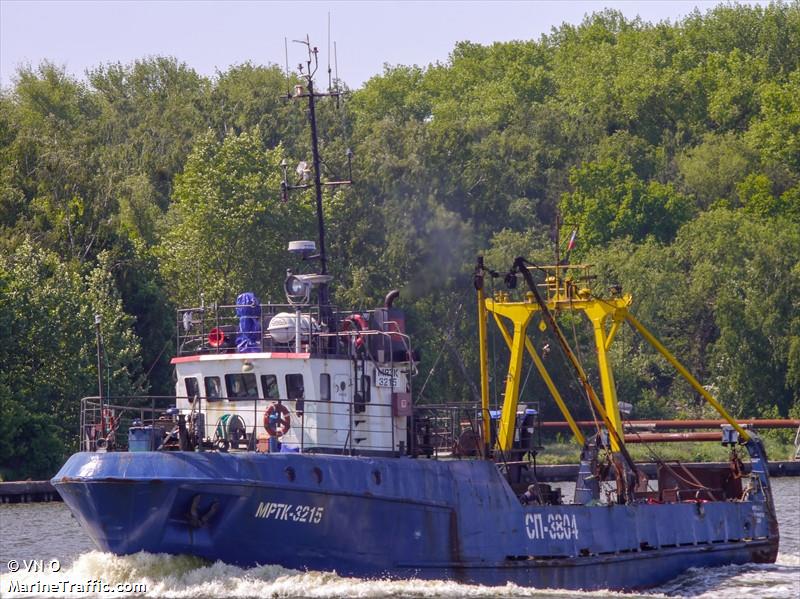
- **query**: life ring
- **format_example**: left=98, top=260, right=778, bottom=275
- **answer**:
left=342, top=314, right=368, bottom=351
left=208, top=327, right=225, bottom=348
left=263, top=403, right=291, bottom=438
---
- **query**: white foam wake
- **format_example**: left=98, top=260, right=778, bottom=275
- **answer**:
left=2, top=550, right=798, bottom=598
left=654, top=558, right=800, bottom=599
left=776, top=552, right=800, bottom=566
left=0, top=551, right=655, bottom=599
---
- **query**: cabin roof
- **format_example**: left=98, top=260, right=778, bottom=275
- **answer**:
left=171, top=352, right=311, bottom=364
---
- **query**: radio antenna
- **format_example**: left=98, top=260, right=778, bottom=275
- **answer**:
left=334, top=41, right=341, bottom=106
left=327, top=13, right=333, bottom=92
left=284, top=37, right=291, bottom=96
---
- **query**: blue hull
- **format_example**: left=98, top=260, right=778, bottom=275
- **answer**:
left=52, top=451, right=778, bottom=591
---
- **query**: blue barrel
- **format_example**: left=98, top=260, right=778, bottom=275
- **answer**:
left=128, top=426, right=156, bottom=451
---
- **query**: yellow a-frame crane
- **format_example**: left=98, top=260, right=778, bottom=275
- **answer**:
left=475, top=257, right=750, bottom=459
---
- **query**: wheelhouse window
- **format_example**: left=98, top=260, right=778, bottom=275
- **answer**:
left=261, top=374, right=280, bottom=399
left=286, top=373, right=305, bottom=415
left=286, top=374, right=305, bottom=400
left=205, top=376, right=222, bottom=401
left=225, top=373, right=259, bottom=400
left=319, top=373, right=331, bottom=402
left=185, top=377, right=200, bottom=403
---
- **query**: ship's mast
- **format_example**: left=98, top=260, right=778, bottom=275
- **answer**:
left=307, top=75, right=328, bottom=283
left=282, top=36, right=352, bottom=326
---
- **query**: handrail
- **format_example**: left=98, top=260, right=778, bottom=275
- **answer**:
left=176, top=302, right=415, bottom=361
left=80, top=394, right=406, bottom=455
left=539, top=419, right=800, bottom=430
left=79, top=394, right=536, bottom=458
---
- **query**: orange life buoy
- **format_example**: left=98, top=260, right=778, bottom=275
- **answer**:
left=263, top=403, right=291, bottom=438
left=342, top=314, right=368, bottom=350
left=208, top=327, right=225, bottom=348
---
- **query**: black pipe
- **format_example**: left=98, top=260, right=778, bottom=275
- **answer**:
left=94, top=314, right=104, bottom=438
left=384, top=289, right=400, bottom=308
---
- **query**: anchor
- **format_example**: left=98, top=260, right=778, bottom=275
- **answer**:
left=188, top=494, right=219, bottom=528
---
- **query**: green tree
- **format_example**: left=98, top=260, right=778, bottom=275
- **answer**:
left=158, top=129, right=313, bottom=305
left=676, top=133, right=758, bottom=210
left=560, top=158, right=694, bottom=249
left=88, top=57, right=210, bottom=213
left=0, top=241, right=144, bottom=479
left=589, top=210, right=800, bottom=419
left=747, top=70, right=800, bottom=175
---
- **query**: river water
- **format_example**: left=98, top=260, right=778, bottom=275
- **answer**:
left=1, top=477, right=797, bottom=598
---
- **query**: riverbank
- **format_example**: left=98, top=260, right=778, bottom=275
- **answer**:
left=0, top=481, right=61, bottom=503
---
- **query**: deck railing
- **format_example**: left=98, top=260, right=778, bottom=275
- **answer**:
left=80, top=395, right=538, bottom=458
left=176, top=303, right=414, bottom=363
left=80, top=395, right=174, bottom=452
left=80, top=395, right=406, bottom=456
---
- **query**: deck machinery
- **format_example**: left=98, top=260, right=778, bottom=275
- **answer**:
left=475, top=257, right=766, bottom=503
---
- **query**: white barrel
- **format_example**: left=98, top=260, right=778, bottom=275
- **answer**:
left=267, top=312, right=316, bottom=344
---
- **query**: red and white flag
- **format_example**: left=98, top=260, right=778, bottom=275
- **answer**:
left=566, top=229, right=577, bottom=251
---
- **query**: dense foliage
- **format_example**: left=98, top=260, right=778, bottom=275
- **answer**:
left=1, top=3, right=799, bottom=479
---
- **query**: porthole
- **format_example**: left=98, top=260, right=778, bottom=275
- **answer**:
left=285, top=467, right=296, bottom=482
left=372, top=470, right=382, bottom=485
left=312, top=467, right=323, bottom=484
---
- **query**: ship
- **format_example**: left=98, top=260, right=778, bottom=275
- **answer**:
left=52, top=41, right=779, bottom=592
